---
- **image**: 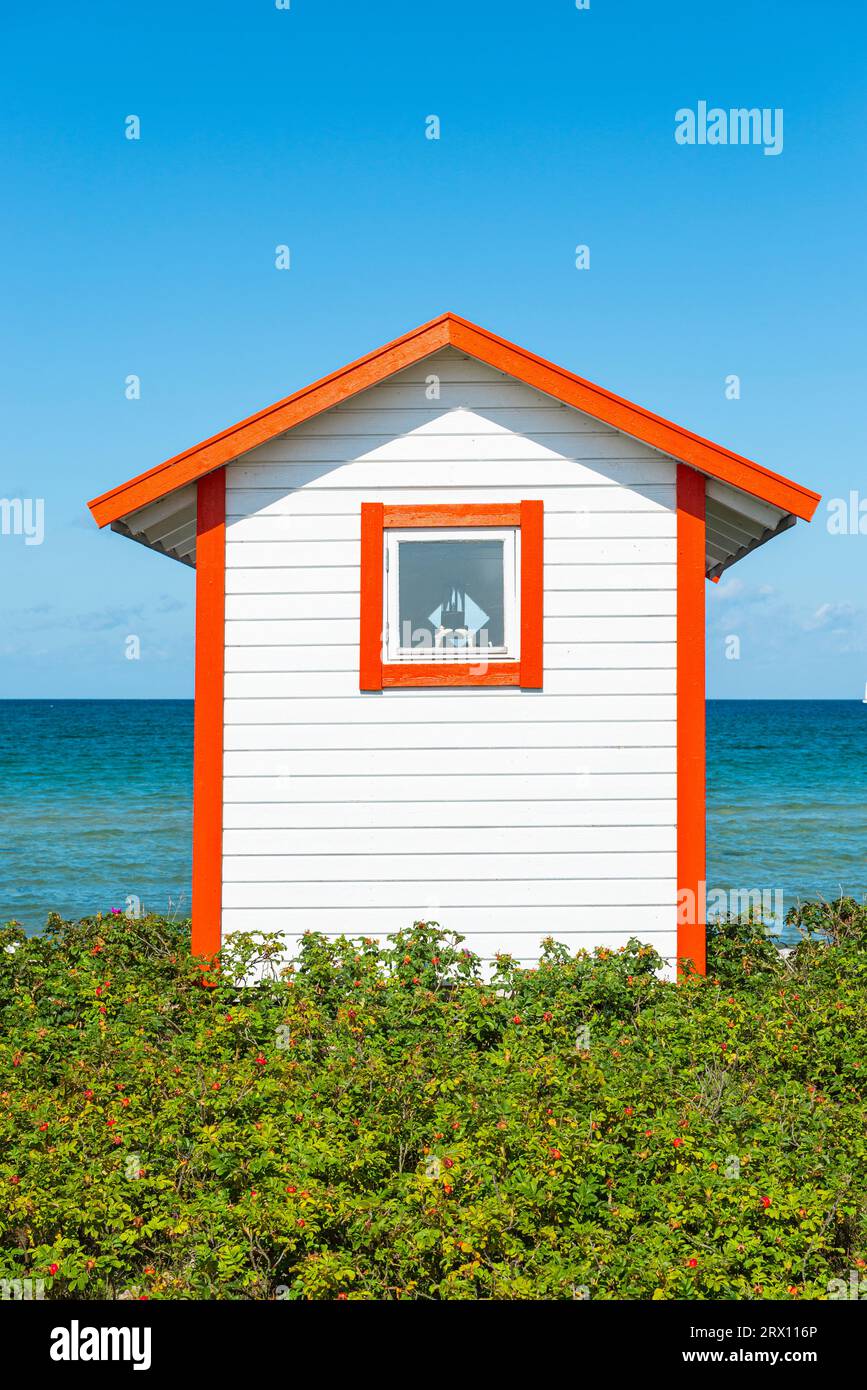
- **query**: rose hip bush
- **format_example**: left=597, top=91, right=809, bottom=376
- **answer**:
left=0, top=903, right=865, bottom=1300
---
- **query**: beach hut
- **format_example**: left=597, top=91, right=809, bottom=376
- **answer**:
left=87, top=314, right=820, bottom=976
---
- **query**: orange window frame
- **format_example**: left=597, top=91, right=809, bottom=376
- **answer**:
left=360, top=501, right=543, bottom=690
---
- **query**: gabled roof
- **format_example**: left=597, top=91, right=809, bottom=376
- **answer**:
left=87, top=312, right=820, bottom=533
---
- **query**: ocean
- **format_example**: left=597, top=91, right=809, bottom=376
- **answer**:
left=1, top=699, right=864, bottom=938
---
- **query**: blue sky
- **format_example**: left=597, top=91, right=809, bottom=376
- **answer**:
left=1, top=0, right=865, bottom=698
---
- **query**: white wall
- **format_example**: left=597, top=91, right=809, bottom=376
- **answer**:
left=223, top=347, right=678, bottom=968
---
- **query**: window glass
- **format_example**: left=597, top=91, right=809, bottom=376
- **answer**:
left=397, top=538, right=505, bottom=651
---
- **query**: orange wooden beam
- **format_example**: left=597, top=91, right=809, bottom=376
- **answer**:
left=676, top=464, right=707, bottom=976
left=191, top=468, right=225, bottom=959
left=382, top=663, right=521, bottom=688
left=382, top=503, right=521, bottom=528
left=519, top=499, right=544, bottom=689
left=359, top=502, right=384, bottom=692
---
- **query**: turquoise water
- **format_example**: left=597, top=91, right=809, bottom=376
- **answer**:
left=1, top=700, right=193, bottom=930
left=1, top=700, right=865, bottom=934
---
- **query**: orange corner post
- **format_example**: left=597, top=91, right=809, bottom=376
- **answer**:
left=191, top=468, right=226, bottom=958
left=359, top=502, right=384, bottom=691
left=519, top=499, right=544, bottom=689
left=677, top=464, right=707, bottom=976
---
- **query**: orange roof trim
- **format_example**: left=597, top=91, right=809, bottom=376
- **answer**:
left=87, top=312, right=821, bottom=528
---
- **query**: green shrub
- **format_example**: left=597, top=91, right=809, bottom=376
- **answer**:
left=0, top=906, right=865, bottom=1300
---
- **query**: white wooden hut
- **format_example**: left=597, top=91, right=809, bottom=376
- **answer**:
left=88, top=314, right=819, bottom=975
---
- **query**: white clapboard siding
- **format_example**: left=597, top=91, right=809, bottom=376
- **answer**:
left=222, top=825, right=676, bottom=855
left=237, top=431, right=663, bottom=465
left=225, top=512, right=676, bottom=542
left=224, top=646, right=673, bottom=673
left=222, top=347, right=678, bottom=962
left=224, top=669, right=676, bottom=698
left=271, top=405, right=626, bottom=438
left=224, top=589, right=677, bottom=620
left=221, top=909, right=675, bottom=939
left=314, top=380, right=588, bottom=409
left=224, top=563, right=678, bottom=593
left=223, top=773, right=675, bottom=803
left=223, top=720, right=676, bottom=750
left=224, top=694, right=676, bottom=723
left=225, top=484, right=676, bottom=518
left=222, top=879, right=673, bottom=909
left=223, top=746, right=674, bottom=778
left=223, top=616, right=674, bottom=646
left=228, top=458, right=676, bottom=491
left=223, top=852, right=676, bottom=882
left=223, top=799, right=676, bottom=829
left=225, top=538, right=674, bottom=569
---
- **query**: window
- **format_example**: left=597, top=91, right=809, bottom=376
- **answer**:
left=360, top=502, right=543, bottom=689
left=385, top=529, right=518, bottom=662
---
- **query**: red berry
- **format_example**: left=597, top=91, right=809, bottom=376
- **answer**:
left=687, top=1258, right=698, bottom=1268
left=672, top=1138, right=684, bottom=1148
left=761, top=1196, right=771, bottom=1208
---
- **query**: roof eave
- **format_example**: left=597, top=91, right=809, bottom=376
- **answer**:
left=87, top=312, right=821, bottom=530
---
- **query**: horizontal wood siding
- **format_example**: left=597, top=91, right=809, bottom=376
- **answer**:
left=223, top=348, right=678, bottom=968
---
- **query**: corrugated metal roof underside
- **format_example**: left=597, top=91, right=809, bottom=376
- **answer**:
left=111, top=483, right=197, bottom=567
left=113, top=472, right=796, bottom=580
left=704, top=478, right=794, bottom=580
